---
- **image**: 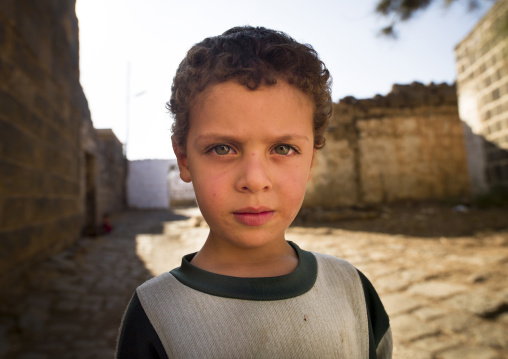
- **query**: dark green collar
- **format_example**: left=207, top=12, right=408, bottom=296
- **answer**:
left=170, top=242, right=317, bottom=301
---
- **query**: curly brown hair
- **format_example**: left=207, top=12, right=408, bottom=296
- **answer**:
left=167, top=26, right=332, bottom=150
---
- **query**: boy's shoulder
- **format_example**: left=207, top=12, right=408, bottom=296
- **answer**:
left=311, top=250, right=358, bottom=271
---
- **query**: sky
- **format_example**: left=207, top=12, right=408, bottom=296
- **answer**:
left=76, top=0, right=494, bottom=160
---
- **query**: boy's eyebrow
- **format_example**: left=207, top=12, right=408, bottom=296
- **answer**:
left=194, top=134, right=240, bottom=144
left=274, top=134, right=311, bottom=142
left=194, top=133, right=311, bottom=144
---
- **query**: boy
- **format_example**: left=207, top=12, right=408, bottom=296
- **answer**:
left=117, top=26, right=392, bottom=358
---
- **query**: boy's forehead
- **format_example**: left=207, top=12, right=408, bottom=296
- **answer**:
left=190, top=80, right=314, bottom=115
left=186, top=80, right=314, bottom=144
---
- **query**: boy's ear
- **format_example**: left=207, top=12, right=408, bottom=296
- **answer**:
left=172, top=136, right=192, bottom=183
left=307, top=149, right=317, bottom=183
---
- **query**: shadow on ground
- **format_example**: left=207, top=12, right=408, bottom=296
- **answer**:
left=296, top=202, right=508, bottom=238
left=0, top=210, right=190, bottom=359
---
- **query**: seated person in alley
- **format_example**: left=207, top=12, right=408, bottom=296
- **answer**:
left=101, top=213, right=113, bottom=234
left=116, top=26, right=392, bottom=358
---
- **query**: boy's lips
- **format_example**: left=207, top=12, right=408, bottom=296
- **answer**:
left=233, top=207, right=274, bottom=226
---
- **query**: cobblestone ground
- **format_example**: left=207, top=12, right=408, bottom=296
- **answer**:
left=1, top=205, right=507, bottom=359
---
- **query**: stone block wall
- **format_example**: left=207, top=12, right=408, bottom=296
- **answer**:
left=0, top=1, right=90, bottom=289
left=80, top=124, right=126, bottom=234
left=455, top=0, right=508, bottom=191
left=96, top=129, right=127, bottom=219
left=304, top=82, right=470, bottom=208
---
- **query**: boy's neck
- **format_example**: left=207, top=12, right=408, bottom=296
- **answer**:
left=190, top=238, right=298, bottom=278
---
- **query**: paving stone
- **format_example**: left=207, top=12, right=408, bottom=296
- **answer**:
left=0, top=330, right=10, bottom=357
left=374, top=274, right=411, bottom=292
left=19, top=307, right=48, bottom=333
left=413, top=306, right=449, bottom=321
left=438, top=346, right=501, bottom=359
left=471, top=322, right=508, bottom=349
left=390, top=314, right=440, bottom=342
left=498, top=312, right=508, bottom=324
left=411, top=335, right=461, bottom=353
left=432, top=312, right=481, bottom=334
left=357, top=264, right=400, bottom=279
left=381, top=293, right=427, bottom=316
left=368, top=251, right=395, bottom=261
left=47, top=323, right=82, bottom=334
left=392, top=346, right=433, bottom=359
left=51, top=282, right=87, bottom=295
left=79, top=296, right=102, bottom=312
left=445, top=291, right=507, bottom=317
left=18, top=354, right=48, bottom=359
left=54, top=299, right=79, bottom=313
left=408, top=281, right=468, bottom=299
left=400, top=269, right=435, bottom=282
left=467, top=271, right=491, bottom=283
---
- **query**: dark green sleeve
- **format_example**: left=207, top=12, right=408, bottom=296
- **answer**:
left=357, top=270, right=392, bottom=359
left=116, top=292, right=169, bottom=359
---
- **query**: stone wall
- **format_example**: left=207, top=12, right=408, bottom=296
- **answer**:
left=304, top=82, right=470, bottom=208
left=96, top=129, right=127, bottom=221
left=80, top=125, right=126, bottom=234
left=0, top=0, right=87, bottom=287
left=0, top=1, right=126, bottom=292
left=455, top=0, right=508, bottom=191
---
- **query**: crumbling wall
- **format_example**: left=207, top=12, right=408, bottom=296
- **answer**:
left=0, top=0, right=89, bottom=288
left=96, top=129, right=127, bottom=220
left=304, top=82, right=469, bottom=208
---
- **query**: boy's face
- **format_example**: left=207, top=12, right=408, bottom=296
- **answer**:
left=174, top=80, right=315, bottom=250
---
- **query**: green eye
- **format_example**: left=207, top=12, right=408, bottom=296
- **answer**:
left=214, top=145, right=231, bottom=155
left=274, top=145, right=291, bottom=155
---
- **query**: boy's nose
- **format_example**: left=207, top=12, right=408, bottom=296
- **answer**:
left=235, top=153, right=272, bottom=193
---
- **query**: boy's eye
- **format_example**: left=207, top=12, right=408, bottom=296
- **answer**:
left=273, top=145, right=292, bottom=155
left=213, top=145, right=231, bottom=155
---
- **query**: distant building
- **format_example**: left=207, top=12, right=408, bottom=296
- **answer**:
left=127, top=160, right=173, bottom=209
left=127, top=159, right=196, bottom=209
left=455, top=0, right=508, bottom=192
left=304, top=82, right=469, bottom=209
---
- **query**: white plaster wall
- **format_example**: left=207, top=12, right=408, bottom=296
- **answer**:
left=127, top=160, right=172, bottom=209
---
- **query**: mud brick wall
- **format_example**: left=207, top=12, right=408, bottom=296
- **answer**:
left=80, top=122, right=127, bottom=235
left=304, top=82, right=470, bottom=208
left=0, top=0, right=89, bottom=288
left=96, top=129, right=127, bottom=217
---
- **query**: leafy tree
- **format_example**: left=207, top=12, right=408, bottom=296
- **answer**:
left=375, top=0, right=486, bottom=37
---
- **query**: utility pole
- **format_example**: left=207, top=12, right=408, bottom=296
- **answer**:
left=124, top=62, right=130, bottom=157
left=124, top=62, right=146, bottom=159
